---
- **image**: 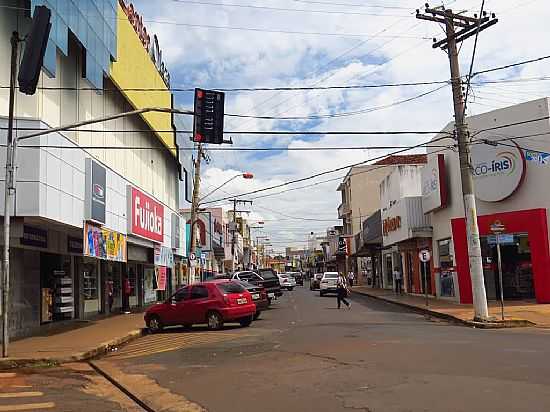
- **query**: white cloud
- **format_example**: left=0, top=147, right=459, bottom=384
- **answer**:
left=133, top=0, right=550, bottom=252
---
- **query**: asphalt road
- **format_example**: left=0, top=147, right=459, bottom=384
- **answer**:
left=3, top=285, right=550, bottom=412
left=97, top=284, right=550, bottom=412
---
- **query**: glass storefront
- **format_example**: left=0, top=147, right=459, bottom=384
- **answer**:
left=481, top=233, right=535, bottom=300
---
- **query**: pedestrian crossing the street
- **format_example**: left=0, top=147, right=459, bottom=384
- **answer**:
left=0, top=373, right=55, bottom=411
left=107, top=330, right=250, bottom=360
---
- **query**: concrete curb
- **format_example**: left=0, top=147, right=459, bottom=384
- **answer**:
left=0, top=328, right=147, bottom=370
left=352, top=290, right=536, bottom=329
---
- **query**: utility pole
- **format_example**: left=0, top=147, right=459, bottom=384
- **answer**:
left=229, top=199, right=252, bottom=272
left=416, top=4, right=497, bottom=321
left=189, top=143, right=210, bottom=282
left=2, top=32, right=20, bottom=358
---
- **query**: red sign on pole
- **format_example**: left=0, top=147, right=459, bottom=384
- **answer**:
left=156, top=266, right=167, bottom=291
left=128, top=186, right=164, bottom=242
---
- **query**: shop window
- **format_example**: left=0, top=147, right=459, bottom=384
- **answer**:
left=480, top=233, right=534, bottom=300
left=438, top=238, right=455, bottom=297
left=83, top=266, right=98, bottom=300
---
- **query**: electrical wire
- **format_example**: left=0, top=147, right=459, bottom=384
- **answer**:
left=168, top=0, right=411, bottom=17
left=472, top=54, right=550, bottom=78
left=201, top=135, right=449, bottom=205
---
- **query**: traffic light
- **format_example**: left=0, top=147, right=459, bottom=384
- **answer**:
left=193, top=88, right=225, bottom=144
left=18, top=5, right=51, bottom=95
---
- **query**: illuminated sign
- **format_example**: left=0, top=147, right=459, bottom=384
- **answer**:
left=471, top=140, right=526, bottom=202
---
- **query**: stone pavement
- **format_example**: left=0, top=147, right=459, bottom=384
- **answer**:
left=0, top=313, right=146, bottom=369
left=352, top=286, right=550, bottom=328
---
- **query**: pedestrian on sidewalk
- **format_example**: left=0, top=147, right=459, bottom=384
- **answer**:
left=106, top=280, right=114, bottom=313
left=348, top=271, right=355, bottom=287
left=336, top=274, right=351, bottom=310
left=122, top=274, right=132, bottom=314
left=393, top=267, right=403, bottom=295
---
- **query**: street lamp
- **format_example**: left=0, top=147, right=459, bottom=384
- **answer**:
left=199, top=172, right=254, bottom=203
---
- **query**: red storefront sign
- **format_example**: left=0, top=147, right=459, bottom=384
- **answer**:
left=128, top=186, right=164, bottom=242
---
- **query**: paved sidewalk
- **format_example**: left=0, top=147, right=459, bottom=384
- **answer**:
left=0, top=313, right=146, bottom=369
left=352, top=286, right=550, bottom=328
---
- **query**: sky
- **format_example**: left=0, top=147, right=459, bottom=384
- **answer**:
left=133, top=0, right=550, bottom=254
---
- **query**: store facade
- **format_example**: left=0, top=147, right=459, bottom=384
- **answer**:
left=427, top=98, right=550, bottom=304
left=380, top=165, right=432, bottom=294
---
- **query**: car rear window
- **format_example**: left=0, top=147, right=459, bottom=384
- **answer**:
left=258, top=269, right=277, bottom=280
left=217, top=282, right=246, bottom=293
left=324, top=273, right=339, bottom=278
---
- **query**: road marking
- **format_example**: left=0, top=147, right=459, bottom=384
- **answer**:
left=0, top=403, right=55, bottom=411
left=0, top=393, right=43, bottom=399
left=109, top=332, right=247, bottom=359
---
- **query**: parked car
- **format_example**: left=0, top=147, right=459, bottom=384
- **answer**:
left=144, top=280, right=256, bottom=332
left=310, top=273, right=324, bottom=290
left=289, top=271, right=304, bottom=286
left=215, top=277, right=268, bottom=320
left=223, top=270, right=283, bottom=304
left=278, top=273, right=297, bottom=291
left=320, top=272, right=340, bottom=296
left=256, top=268, right=284, bottom=302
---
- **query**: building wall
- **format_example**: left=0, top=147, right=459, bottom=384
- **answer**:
left=0, top=3, right=178, bottom=211
left=428, top=98, right=550, bottom=269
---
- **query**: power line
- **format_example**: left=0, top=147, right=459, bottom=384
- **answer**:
left=290, top=0, right=413, bottom=9
left=169, top=0, right=411, bottom=16
left=201, top=135, right=449, bottom=205
left=472, top=54, right=550, bottom=78
left=3, top=126, right=449, bottom=135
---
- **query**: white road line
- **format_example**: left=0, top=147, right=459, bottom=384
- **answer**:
left=0, top=392, right=43, bottom=399
left=0, top=403, right=55, bottom=411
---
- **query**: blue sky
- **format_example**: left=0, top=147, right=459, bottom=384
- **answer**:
left=133, top=0, right=550, bottom=251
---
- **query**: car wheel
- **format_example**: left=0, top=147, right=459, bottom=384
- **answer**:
left=320, top=290, right=324, bottom=297
left=239, top=316, right=253, bottom=327
left=253, top=311, right=261, bottom=320
left=288, top=287, right=294, bottom=291
left=207, top=311, right=224, bottom=330
left=147, top=315, right=163, bottom=333
left=268, top=298, right=272, bottom=305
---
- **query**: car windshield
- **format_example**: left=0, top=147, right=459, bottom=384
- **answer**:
left=324, top=273, right=339, bottom=279
left=280, top=274, right=289, bottom=278
left=217, top=282, right=245, bottom=293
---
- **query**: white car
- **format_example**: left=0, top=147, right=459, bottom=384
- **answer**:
left=277, top=273, right=297, bottom=291
left=320, top=272, right=340, bottom=296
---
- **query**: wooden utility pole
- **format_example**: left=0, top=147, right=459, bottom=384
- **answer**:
left=229, top=199, right=252, bottom=272
left=416, top=4, right=497, bottom=321
left=189, top=143, right=204, bottom=282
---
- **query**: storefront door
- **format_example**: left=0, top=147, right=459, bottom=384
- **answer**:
left=481, top=234, right=535, bottom=300
left=385, top=254, right=393, bottom=288
left=406, top=252, right=414, bottom=293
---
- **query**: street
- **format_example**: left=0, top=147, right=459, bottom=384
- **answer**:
left=3, top=285, right=550, bottom=412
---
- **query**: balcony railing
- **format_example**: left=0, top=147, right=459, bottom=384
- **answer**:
left=337, top=203, right=351, bottom=218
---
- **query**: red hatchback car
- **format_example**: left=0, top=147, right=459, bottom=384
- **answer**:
left=144, top=280, right=256, bottom=332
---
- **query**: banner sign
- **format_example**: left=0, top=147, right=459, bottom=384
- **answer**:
left=155, top=266, right=167, bottom=291
left=525, top=150, right=550, bottom=165
left=84, top=223, right=127, bottom=262
left=154, top=244, right=174, bottom=267
left=21, top=225, right=48, bottom=248
left=85, top=158, right=106, bottom=224
left=128, top=186, right=164, bottom=242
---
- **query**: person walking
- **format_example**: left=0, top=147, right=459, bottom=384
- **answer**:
left=336, top=274, right=351, bottom=310
left=348, top=271, right=355, bottom=287
left=393, top=267, right=403, bottom=295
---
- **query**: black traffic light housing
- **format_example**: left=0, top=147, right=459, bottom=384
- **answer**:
left=18, top=5, right=51, bottom=95
left=193, top=88, right=225, bottom=144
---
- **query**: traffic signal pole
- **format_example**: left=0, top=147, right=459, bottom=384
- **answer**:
left=2, top=31, right=19, bottom=358
left=416, top=5, right=497, bottom=321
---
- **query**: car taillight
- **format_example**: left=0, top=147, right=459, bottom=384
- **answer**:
left=223, top=294, right=231, bottom=305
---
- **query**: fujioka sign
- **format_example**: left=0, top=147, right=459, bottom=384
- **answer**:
left=128, top=186, right=164, bottom=242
